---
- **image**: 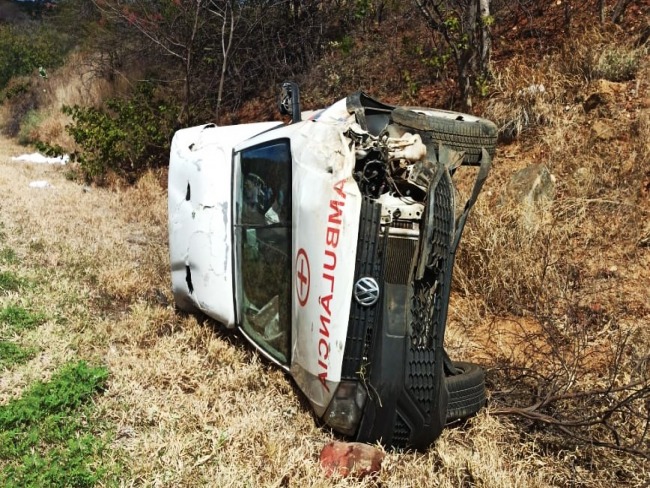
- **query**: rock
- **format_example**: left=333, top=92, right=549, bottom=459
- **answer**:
left=499, top=164, right=556, bottom=231
left=573, top=167, right=592, bottom=184
left=319, top=441, right=385, bottom=479
left=583, top=80, right=625, bottom=114
left=501, top=164, right=556, bottom=207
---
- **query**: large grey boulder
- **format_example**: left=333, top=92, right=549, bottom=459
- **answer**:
left=500, top=164, right=556, bottom=230
left=501, top=164, right=556, bottom=206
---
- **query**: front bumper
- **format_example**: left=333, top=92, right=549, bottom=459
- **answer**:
left=332, top=166, right=455, bottom=449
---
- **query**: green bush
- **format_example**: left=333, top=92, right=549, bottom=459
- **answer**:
left=0, top=78, right=40, bottom=138
left=0, top=271, right=26, bottom=294
left=0, top=305, right=46, bottom=334
left=0, top=361, right=113, bottom=486
left=63, top=81, right=179, bottom=183
left=0, top=24, right=72, bottom=91
left=0, top=341, right=36, bottom=369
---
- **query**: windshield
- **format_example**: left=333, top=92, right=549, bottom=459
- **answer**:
left=235, top=140, right=292, bottom=364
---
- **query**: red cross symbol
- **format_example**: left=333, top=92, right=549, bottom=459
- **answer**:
left=296, top=248, right=310, bottom=307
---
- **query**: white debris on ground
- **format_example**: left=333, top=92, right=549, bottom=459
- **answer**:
left=11, top=152, right=69, bottom=164
left=29, top=180, right=53, bottom=189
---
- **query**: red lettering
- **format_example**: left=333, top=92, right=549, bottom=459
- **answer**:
left=328, top=199, right=344, bottom=225
left=319, top=314, right=330, bottom=337
left=316, top=180, right=348, bottom=393
left=323, top=249, right=336, bottom=271
left=318, top=338, right=329, bottom=360
left=318, top=370, right=330, bottom=392
left=326, top=227, right=340, bottom=248
left=333, top=179, right=347, bottom=200
left=322, top=273, right=335, bottom=293
left=320, top=294, right=333, bottom=317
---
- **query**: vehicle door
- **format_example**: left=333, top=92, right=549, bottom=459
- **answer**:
left=233, top=139, right=292, bottom=368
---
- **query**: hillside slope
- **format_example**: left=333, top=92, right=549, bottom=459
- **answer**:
left=1, top=0, right=649, bottom=484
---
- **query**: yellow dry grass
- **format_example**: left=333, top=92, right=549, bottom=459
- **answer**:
left=0, top=136, right=588, bottom=487
left=1, top=27, right=649, bottom=487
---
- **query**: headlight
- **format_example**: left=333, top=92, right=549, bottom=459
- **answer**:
left=322, top=381, right=367, bottom=436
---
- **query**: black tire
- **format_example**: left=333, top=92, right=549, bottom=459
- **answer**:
left=445, top=361, right=486, bottom=422
left=391, top=107, right=497, bottom=165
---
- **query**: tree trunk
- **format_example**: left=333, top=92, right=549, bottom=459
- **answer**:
left=599, top=0, right=605, bottom=24
left=181, top=1, right=203, bottom=126
left=612, top=0, right=634, bottom=23
left=457, top=0, right=481, bottom=112
left=215, top=3, right=235, bottom=124
left=479, top=0, right=491, bottom=77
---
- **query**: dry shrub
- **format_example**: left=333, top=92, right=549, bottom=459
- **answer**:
left=2, top=51, right=138, bottom=150
left=96, top=178, right=169, bottom=305
left=454, top=198, right=568, bottom=316
left=451, top=34, right=650, bottom=471
left=559, top=27, right=647, bottom=82
left=119, top=170, right=168, bottom=227
left=453, top=191, right=649, bottom=475
left=484, top=56, right=574, bottom=142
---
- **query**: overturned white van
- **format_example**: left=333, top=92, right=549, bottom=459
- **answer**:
left=169, top=84, right=496, bottom=449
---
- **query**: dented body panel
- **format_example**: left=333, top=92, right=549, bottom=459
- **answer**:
left=169, top=122, right=282, bottom=327
left=289, top=121, right=361, bottom=415
left=168, top=91, right=490, bottom=449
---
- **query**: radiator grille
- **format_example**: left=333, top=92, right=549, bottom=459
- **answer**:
left=341, top=198, right=383, bottom=379
left=407, top=169, right=454, bottom=415
left=384, top=237, right=416, bottom=285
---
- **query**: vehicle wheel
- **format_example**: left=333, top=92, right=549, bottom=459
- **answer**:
left=391, top=107, right=497, bottom=165
left=445, top=361, right=486, bottom=422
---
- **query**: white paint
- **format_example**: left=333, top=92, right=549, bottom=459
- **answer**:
left=168, top=121, right=282, bottom=328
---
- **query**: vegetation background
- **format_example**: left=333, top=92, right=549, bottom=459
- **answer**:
left=0, top=0, right=648, bottom=485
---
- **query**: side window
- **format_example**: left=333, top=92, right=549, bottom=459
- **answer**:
left=235, top=140, right=292, bottom=364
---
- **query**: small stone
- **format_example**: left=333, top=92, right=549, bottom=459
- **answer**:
left=320, top=441, right=385, bottom=479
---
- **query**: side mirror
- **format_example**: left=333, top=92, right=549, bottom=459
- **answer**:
left=279, top=82, right=301, bottom=124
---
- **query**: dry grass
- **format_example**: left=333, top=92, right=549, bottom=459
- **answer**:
left=447, top=26, right=650, bottom=484
left=1, top=25, right=649, bottom=487
left=1, top=50, right=137, bottom=150
left=0, top=136, right=595, bottom=487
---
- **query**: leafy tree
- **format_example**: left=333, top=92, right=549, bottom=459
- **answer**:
left=414, top=0, right=492, bottom=110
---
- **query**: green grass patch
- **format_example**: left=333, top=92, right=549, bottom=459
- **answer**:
left=0, top=305, right=46, bottom=335
left=0, top=271, right=25, bottom=294
left=0, top=247, right=17, bottom=264
left=0, top=341, right=36, bottom=368
left=0, top=361, right=114, bottom=487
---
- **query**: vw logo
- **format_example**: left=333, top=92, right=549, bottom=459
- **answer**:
left=354, top=277, right=380, bottom=307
